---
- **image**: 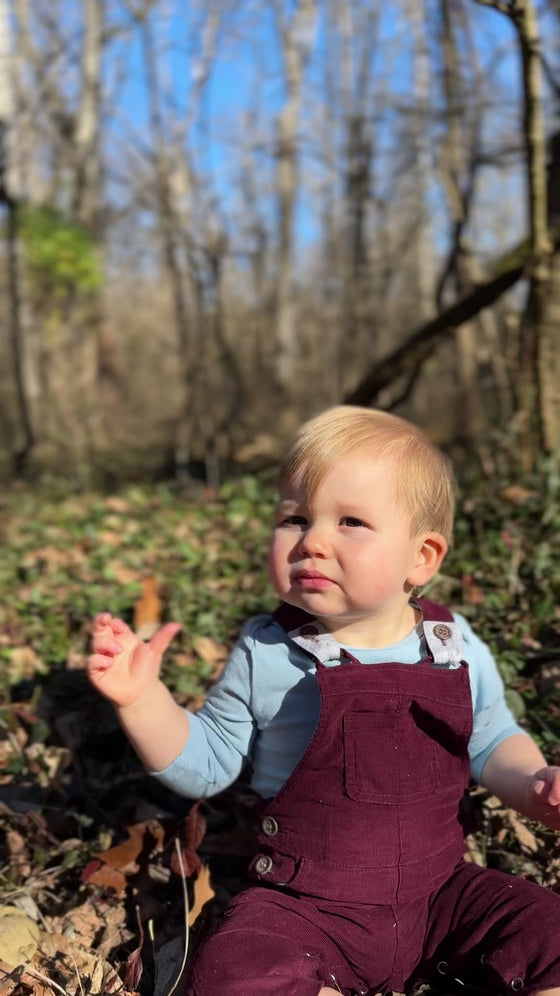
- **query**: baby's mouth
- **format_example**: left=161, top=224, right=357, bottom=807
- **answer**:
left=293, top=570, right=335, bottom=588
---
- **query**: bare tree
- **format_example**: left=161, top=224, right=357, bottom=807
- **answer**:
left=435, top=0, right=515, bottom=449
left=406, top=0, right=435, bottom=322
left=337, top=1, right=379, bottom=384
left=2, top=0, right=557, bottom=480
left=272, top=0, right=317, bottom=396
left=135, top=1, right=190, bottom=362
left=74, top=0, right=103, bottom=229
left=0, top=0, right=34, bottom=470
left=476, top=0, right=556, bottom=461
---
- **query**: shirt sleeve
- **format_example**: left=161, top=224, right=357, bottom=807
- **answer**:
left=456, top=612, right=529, bottom=783
left=149, top=617, right=267, bottom=798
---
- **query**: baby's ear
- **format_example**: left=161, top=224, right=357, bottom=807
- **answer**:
left=407, top=533, right=448, bottom=587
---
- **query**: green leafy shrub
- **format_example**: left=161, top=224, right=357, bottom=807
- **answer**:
left=18, top=205, right=102, bottom=301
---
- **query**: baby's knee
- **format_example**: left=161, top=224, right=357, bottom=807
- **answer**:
left=184, top=891, right=343, bottom=996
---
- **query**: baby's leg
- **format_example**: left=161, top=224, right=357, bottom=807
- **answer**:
left=185, top=886, right=363, bottom=996
left=415, top=861, right=560, bottom=995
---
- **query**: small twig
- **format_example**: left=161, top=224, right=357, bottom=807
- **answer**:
left=164, top=838, right=190, bottom=996
left=23, top=966, right=71, bottom=996
left=507, top=532, right=524, bottom=595
left=69, top=950, right=85, bottom=996
left=530, top=713, right=560, bottom=745
left=0, top=717, right=27, bottom=760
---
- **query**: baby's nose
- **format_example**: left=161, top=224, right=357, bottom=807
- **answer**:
left=298, top=524, right=330, bottom=557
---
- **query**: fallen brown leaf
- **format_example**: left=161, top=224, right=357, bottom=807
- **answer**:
left=193, top=636, right=228, bottom=679
left=8, top=646, right=45, bottom=683
left=501, top=485, right=537, bottom=506
left=99, top=530, right=123, bottom=547
left=7, top=829, right=31, bottom=880
left=103, top=496, right=132, bottom=514
left=0, top=962, right=51, bottom=996
left=171, top=803, right=207, bottom=878
left=507, top=812, right=540, bottom=853
left=82, top=859, right=128, bottom=894
left=82, top=821, right=167, bottom=894
left=463, top=834, right=485, bottom=866
left=188, top=864, right=215, bottom=926
left=124, top=908, right=145, bottom=991
left=37, top=933, right=119, bottom=995
left=106, top=562, right=140, bottom=586
left=134, top=578, right=162, bottom=639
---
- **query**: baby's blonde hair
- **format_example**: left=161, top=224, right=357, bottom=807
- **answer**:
left=279, top=406, right=455, bottom=543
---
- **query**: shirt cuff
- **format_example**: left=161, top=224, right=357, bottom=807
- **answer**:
left=149, top=713, right=212, bottom=797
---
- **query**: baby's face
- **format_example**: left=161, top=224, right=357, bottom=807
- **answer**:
left=268, top=454, right=426, bottom=647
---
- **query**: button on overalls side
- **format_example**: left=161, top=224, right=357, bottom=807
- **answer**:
left=250, top=598, right=473, bottom=905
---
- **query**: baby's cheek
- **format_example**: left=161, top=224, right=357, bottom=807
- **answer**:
left=267, top=540, right=288, bottom=595
left=353, top=564, right=401, bottom=604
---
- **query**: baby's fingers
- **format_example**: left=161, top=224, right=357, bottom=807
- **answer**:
left=93, top=613, right=128, bottom=634
left=531, top=768, right=560, bottom=807
left=93, top=612, right=114, bottom=631
left=88, top=652, right=116, bottom=675
left=91, top=629, right=123, bottom=656
left=546, top=778, right=560, bottom=807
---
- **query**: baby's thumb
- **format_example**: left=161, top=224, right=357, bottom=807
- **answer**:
left=149, top=622, right=182, bottom=660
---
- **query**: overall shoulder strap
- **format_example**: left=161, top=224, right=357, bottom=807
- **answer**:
left=415, top=597, right=465, bottom=666
left=272, top=603, right=342, bottom=664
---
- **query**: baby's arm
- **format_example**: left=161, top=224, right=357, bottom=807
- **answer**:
left=88, top=613, right=189, bottom=771
left=458, top=612, right=560, bottom=830
left=480, top=735, right=560, bottom=830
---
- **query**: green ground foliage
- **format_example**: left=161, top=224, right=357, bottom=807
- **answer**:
left=0, top=464, right=559, bottom=994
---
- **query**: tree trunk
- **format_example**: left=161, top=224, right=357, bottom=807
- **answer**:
left=273, top=0, right=316, bottom=396
left=476, top=0, right=554, bottom=463
left=338, top=2, right=379, bottom=385
left=537, top=248, right=560, bottom=453
left=74, top=0, right=103, bottom=231
left=0, top=0, right=34, bottom=470
left=407, top=0, right=434, bottom=321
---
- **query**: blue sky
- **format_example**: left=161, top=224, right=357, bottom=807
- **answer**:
left=103, top=0, right=556, bottom=257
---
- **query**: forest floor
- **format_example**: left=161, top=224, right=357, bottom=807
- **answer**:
left=1, top=463, right=560, bottom=996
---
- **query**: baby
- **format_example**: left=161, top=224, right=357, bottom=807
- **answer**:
left=89, top=406, right=560, bottom=996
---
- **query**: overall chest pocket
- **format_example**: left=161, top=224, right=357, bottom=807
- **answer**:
left=343, top=705, right=443, bottom=804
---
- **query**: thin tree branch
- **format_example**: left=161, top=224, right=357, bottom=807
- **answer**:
left=475, top=0, right=511, bottom=14
left=344, top=263, right=526, bottom=406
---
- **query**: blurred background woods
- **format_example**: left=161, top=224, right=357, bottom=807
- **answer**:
left=0, top=0, right=559, bottom=487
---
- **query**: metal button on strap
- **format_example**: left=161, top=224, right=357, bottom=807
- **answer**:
left=255, top=855, right=273, bottom=875
left=510, top=980, right=524, bottom=991
left=262, top=816, right=279, bottom=837
left=433, top=623, right=452, bottom=643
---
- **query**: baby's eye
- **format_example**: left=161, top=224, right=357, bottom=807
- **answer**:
left=279, top=515, right=307, bottom=528
left=341, top=516, right=365, bottom=528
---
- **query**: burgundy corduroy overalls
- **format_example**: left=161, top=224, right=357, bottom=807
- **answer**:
left=185, top=600, right=560, bottom=995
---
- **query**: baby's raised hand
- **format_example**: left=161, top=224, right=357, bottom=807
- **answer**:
left=88, top=612, right=181, bottom=710
left=527, top=766, right=560, bottom=830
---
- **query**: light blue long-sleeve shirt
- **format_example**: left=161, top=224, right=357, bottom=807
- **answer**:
left=151, top=611, right=525, bottom=800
